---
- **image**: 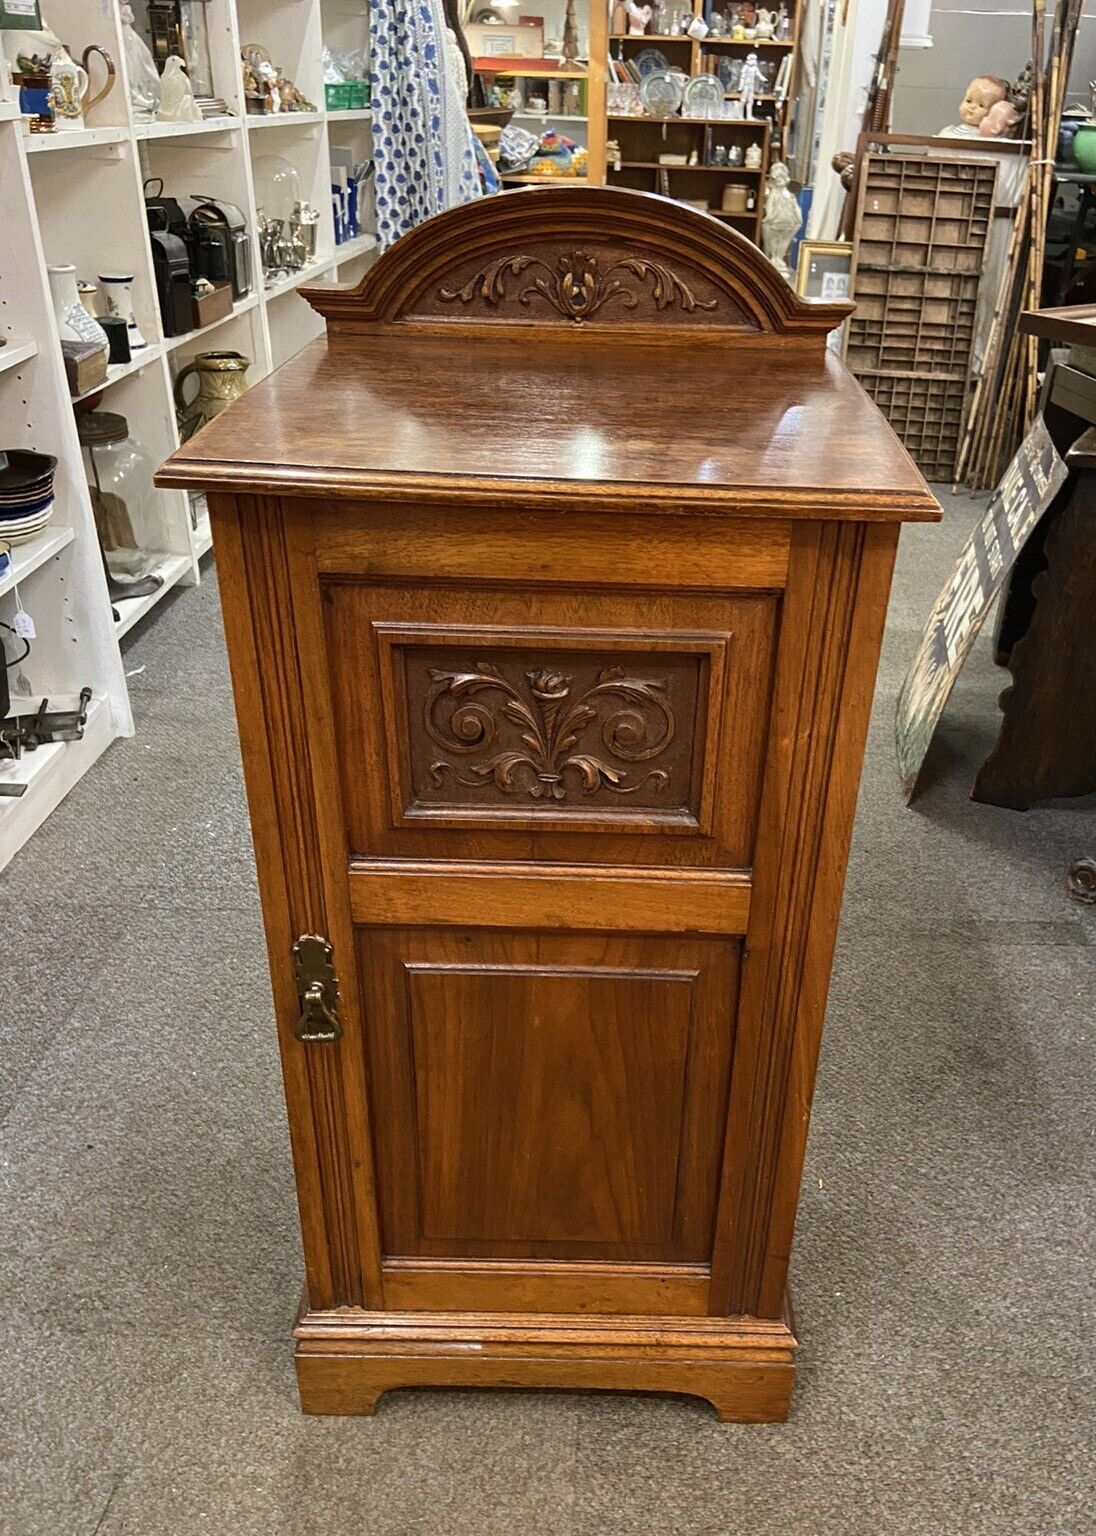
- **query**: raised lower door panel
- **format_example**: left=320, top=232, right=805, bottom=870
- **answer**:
left=359, top=926, right=740, bottom=1272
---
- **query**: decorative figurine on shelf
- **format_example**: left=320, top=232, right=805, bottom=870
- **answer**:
left=623, top=1, right=651, bottom=37
left=761, top=160, right=801, bottom=278
left=755, top=8, right=775, bottom=39
left=561, top=0, right=581, bottom=64
left=744, top=139, right=762, bottom=169
left=941, top=75, right=1015, bottom=138
left=119, top=3, right=161, bottom=120
left=241, top=43, right=314, bottom=114
left=157, top=54, right=202, bottom=122
left=740, top=50, right=763, bottom=119
left=279, top=71, right=316, bottom=112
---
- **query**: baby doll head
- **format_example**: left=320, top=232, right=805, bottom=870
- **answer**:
left=958, top=75, right=1009, bottom=130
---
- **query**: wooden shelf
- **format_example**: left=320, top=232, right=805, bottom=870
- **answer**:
left=69, top=345, right=164, bottom=405
left=192, top=503, right=213, bottom=559
left=701, top=37, right=793, bottom=47
left=0, top=0, right=383, bottom=868
left=246, top=110, right=326, bottom=128
left=0, top=338, right=38, bottom=376
left=0, top=525, right=74, bottom=597
left=113, top=550, right=193, bottom=638
left=500, top=173, right=590, bottom=184
left=164, top=295, right=259, bottom=354
left=134, top=116, right=241, bottom=140
left=264, top=255, right=336, bottom=299
left=0, top=693, right=114, bottom=845
left=25, top=125, right=129, bottom=153
left=478, top=66, right=589, bottom=79
left=618, top=161, right=762, bottom=173
left=334, top=232, right=379, bottom=261
left=609, top=114, right=771, bottom=125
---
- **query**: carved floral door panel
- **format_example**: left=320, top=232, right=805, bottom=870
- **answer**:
left=320, top=578, right=779, bottom=869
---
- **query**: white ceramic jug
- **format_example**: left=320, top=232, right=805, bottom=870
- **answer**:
left=50, top=43, right=114, bottom=131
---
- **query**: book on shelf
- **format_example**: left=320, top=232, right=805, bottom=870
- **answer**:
left=61, top=341, right=108, bottom=398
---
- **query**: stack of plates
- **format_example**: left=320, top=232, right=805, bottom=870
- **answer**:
left=0, top=449, right=56, bottom=545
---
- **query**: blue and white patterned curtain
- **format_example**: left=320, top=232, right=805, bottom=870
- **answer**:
left=370, top=0, right=483, bottom=250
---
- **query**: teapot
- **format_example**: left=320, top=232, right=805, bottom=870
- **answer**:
left=51, top=42, right=115, bottom=131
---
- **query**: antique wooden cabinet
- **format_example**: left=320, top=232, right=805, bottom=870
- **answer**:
left=158, top=187, right=939, bottom=1422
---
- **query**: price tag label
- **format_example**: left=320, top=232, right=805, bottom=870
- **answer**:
left=11, top=606, right=35, bottom=641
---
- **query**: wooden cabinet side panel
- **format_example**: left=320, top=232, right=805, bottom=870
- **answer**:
left=210, top=492, right=382, bottom=1310
left=710, top=520, right=899, bottom=1317
left=756, top=521, right=899, bottom=1314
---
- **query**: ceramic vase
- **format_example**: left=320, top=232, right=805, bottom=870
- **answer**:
left=1072, top=123, right=1096, bottom=173
left=48, top=264, right=109, bottom=347
left=98, top=274, right=148, bottom=352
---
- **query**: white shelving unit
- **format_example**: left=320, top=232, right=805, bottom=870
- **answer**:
left=0, top=0, right=376, bottom=868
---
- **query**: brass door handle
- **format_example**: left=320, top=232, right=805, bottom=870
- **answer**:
left=292, top=935, right=342, bottom=1042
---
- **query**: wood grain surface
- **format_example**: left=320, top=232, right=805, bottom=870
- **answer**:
left=167, top=187, right=936, bottom=1422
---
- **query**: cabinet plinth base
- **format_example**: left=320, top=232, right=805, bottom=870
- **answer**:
left=293, top=1304, right=798, bottom=1423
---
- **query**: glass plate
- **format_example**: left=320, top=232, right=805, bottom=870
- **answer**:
left=633, top=47, right=670, bottom=78
left=640, top=70, right=684, bottom=116
left=682, top=73, right=724, bottom=116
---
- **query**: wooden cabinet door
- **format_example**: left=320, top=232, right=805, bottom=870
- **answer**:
left=226, top=496, right=795, bottom=1319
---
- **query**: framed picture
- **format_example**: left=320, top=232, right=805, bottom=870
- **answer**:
left=0, top=0, right=43, bottom=26
left=465, top=22, right=544, bottom=58
left=796, top=240, right=853, bottom=303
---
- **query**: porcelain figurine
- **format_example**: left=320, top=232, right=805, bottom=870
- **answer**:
left=624, top=1, right=653, bottom=35
left=158, top=54, right=202, bottom=122
left=98, top=274, right=148, bottom=352
left=761, top=161, right=801, bottom=278
left=740, top=51, right=762, bottom=119
left=755, top=8, right=775, bottom=39
left=744, top=140, right=762, bottom=170
left=120, top=3, right=160, bottom=120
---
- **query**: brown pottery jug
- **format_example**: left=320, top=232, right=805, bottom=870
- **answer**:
left=174, top=350, right=251, bottom=441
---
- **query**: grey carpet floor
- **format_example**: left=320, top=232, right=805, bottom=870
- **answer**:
left=2, top=491, right=1094, bottom=1536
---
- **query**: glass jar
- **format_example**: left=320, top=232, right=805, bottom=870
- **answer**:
left=77, top=410, right=163, bottom=587
left=252, top=155, right=305, bottom=279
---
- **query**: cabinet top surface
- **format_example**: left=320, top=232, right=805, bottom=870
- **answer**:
left=160, top=334, right=938, bottom=518
left=158, top=188, right=939, bottom=521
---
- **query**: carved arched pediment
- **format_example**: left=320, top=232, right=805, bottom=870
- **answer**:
left=303, top=186, right=851, bottom=346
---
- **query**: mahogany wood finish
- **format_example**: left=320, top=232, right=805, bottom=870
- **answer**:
left=158, top=187, right=939, bottom=1423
